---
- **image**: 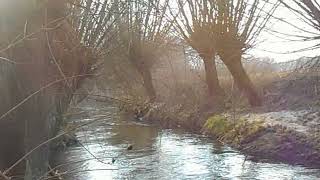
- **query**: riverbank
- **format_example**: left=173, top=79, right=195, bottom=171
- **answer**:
left=121, top=98, right=320, bottom=169
left=51, top=100, right=320, bottom=179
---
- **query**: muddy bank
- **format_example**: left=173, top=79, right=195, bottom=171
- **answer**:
left=121, top=100, right=320, bottom=169
left=238, top=124, right=320, bottom=168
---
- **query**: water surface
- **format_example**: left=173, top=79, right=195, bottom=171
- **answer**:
left=52, top=102, right=320, bottom=179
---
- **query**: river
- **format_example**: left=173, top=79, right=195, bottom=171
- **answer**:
left=52, top=100, right=320, bottom=179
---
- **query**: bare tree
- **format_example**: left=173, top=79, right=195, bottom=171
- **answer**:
left=118, top=0, right=173, bottom=101
left=279, top=0, right=320, bottom=51
left=172, top=0, right=278, bottom=107
left=214, top=0, right=278, bottom=106
left=66, top=0, right=124, bottom=54
left=67, top=0, right=174, bottom=101
left=173, top=0, right=225, bottom=103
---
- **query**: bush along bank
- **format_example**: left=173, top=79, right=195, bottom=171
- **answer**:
left=120, top=99, right=320, bottom=169
left=120, top=99, right=210, bottom=133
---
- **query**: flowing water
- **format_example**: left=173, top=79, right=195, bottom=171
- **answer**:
left=52, top=101, right=320, bottom=179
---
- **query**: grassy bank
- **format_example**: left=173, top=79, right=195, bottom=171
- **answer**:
left=120, top=99, right=320, bottom=169
left=203, top=115, right=320, bottom=168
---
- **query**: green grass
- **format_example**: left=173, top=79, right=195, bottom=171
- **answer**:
left=204, top=115, right=265, bottom=144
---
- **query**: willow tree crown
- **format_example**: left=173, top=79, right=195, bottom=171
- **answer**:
left=172, top=0, right=279, bottom=54
left=280, top=0, right=320, bottom=52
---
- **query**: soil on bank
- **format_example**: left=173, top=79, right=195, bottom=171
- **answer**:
left=122, top=73, right=320, bottom=168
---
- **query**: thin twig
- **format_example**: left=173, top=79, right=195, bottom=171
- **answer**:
left=3, top=133, right=66, bottom=176
left=0, top=171, right=10, bottom=180
left=0, top=15, right=69, bottom=54
left=0, top=74, right=98, bottom=122
left=38, top=156, right=115, bottom=180
left=4, top=113, right=106, bottom=175
left=70, top=134, right=110, bottom=166
left=0, top=57, right=19, bottom=64
left=45, top=8, right=72, bottom=88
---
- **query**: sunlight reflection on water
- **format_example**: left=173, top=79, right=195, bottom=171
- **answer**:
left=53, top=104, right=320, bottom=180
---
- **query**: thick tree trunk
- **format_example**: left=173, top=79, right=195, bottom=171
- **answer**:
left=129, top=42, right=156, bottom=102
left=202, top=55, right=225, bottom=99
left=139, top=68, right=156, bottom=102
left=0, top=1, right=91, bottom=179
left=222, top=54, right=262, bottom=106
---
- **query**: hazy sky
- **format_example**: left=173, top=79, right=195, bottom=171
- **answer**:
left=248, top=3, right=320, bottom=62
